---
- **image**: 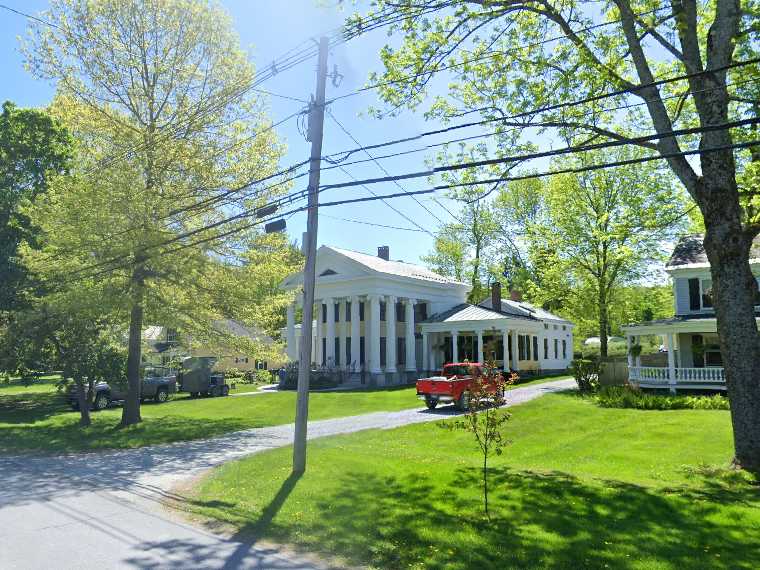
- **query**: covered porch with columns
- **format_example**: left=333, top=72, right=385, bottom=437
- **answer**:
left=623, top=317, right=727, bottom=392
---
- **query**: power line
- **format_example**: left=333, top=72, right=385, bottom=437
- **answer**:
left=326, top=108, right=445, bottom=226
left=320, top=213, right=426, bottom=233
left=64, top=136, right=760, bottom=283
left=320, top=56, right=760, bottom=163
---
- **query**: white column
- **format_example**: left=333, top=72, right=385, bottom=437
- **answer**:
left=404, top=298, right=416, bottom=372
left=325, top=297, right=335, bottom=366
left=452, top=331, right=459, bottom=363
left=502, top=330, right=510, bottom=371
left=314, top=300, right=322, bottom=365
left=386, top=295, right=397, bottom=373
left=511, top=330, right=519, bottom=370
left=350, top=296, right=360, bottom=371
left=476, top=329, right=484, bottom=363
left=422, top=332, right=430, bottom=372
left=369, top=294, right=382, bottom=374
left=338, top=299, right=346, bottom=369
left=667, top=332, right=677, bottom=393
left=286, top=303, right=296, bottom=361
left=635, top=335, right=642, bottom=368
left=626, top=334, right=633, bottom=368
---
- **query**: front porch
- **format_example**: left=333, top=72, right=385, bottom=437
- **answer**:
left=623, top=317, right=725, bottom=392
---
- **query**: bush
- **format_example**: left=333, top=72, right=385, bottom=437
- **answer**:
left=224, top=367, right=246, bottom=381
left=593, top=385, right=729, bottom=410
left=570, top=359, right=600, bottom=393
left=244, top=369, right=272, bottom=384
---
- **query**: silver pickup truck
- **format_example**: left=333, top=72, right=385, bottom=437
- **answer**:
left=68, top=366, right=177, bottom=411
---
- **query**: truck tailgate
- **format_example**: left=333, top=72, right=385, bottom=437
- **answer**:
left=416, top=377, right=461, bottom=395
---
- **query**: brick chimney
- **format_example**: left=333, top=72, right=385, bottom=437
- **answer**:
left=510, top=288, right=523, bottom=301
left=491, top=281, right=502, bottom=312
left=377, top=245, right=389, bottom=261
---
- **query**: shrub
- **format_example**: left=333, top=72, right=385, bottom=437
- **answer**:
left=570, top=359, right=600, bottom=393
left=244, top=369, right=272, bottom=384
left=593, top=385, right=729, bottom=410
left=224, top=367, right=246, bottom=381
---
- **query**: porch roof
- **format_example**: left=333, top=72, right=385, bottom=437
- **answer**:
left=421, top=303, right=540, bottom=332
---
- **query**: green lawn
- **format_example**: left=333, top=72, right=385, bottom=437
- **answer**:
left=0, top=374, right=568, bottom=454
left=190, top=393, right=760, bottom=570
left=0, top=382, right=421, bottom=454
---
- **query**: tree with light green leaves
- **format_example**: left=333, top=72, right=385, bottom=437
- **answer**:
left=528, top=147, right=687, bottom=358
left=349, top=0, right=760, bottom=471
left=22, top=0, right=291, bottom=426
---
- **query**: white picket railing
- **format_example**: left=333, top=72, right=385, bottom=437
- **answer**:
left=628, top=366, right=725, bottom=385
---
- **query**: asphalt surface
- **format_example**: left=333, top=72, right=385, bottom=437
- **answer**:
left=0, top=378, right=575, bottom=569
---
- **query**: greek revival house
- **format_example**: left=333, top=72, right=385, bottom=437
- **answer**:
left=281, top=245, right=574, bottom=385
left=624, top=234, right=760, bottom=391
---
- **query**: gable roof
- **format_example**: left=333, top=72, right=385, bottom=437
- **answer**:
left=668, top=234, right=760, bottom=268
left=479, top=298, right=572, bottom=324
left=323, top=246, right=466, bottom=285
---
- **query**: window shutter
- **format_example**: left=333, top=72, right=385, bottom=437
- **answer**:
left=688, top=278, right=701, bottom=311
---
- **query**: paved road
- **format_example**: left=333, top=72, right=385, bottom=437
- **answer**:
left=0, top=378, right=574, bottom=569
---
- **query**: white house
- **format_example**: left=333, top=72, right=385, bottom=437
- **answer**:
left=281, top=245, right=574, bottom=385
left=623, top=234, right=760, bottom=391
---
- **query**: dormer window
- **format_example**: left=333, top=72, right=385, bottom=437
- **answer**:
left=319, top=269, right=337, bottom=277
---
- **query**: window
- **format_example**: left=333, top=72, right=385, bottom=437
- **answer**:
left=334, top=303, right=340, bottom=323
left=334, top=338, right=340, bottom=365
left=360, top=336, right=366, bottom=364
left=398, top=337, right=406, bottom=365
left=701, top=279, right=713, bottom=309
left=321, top=337, right=326, bottom=364
left=554, top=339, right=558, bottom=359
left=518, top=335, right=525, bottom=360
left=244, top=357, right=249, bottom=364
left=544, top=338, right=549, bottom=359
left=380, top=301, right=386, bottom=322
left=544, top=323, right=548, bottom=330
left=562, top=325, right=566, bottom=331
left=380, top=337, right=387, bottom=366
left=414, top=303, right=428, bottom=322
left=319, top=269, right=337, bottom=276
left=553, top=324, right=558, bottom=330
left=396, top=301, right=405, bottom=322
left=359, top=301, right=365, bottom=321
left=533, top=337, right=539, bottom=361
left=704, top=347, right=723, bottom=367
left=345, top=337, right=352, bottom=365
left=321, top=303, right=327, bottom=323
left=345, top=301, right=351, bottom=321
left=525, top=335, right=531, bottom=360
left=562, top=339, right=567, bottom=359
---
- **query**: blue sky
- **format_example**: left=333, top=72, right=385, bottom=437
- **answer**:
left=0, top=0, right=500, bottom=265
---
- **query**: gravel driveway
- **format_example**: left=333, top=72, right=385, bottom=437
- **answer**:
left=0, top=378, right=574, bottom=569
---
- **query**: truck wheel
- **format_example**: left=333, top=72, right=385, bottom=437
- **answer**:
left=93, top=392, right=109, bottom=411
left=221, top=385, right=230, bottom=397
left=154, top=387, right=169, bottom=403
left=424, top=395, right=438, bottom=410
left=456, top=391, right=471, bottom=411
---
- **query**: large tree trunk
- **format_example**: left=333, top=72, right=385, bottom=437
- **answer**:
left=120, top=265, right=145, bottom=427
left=704, top=224, right=760, bottom=472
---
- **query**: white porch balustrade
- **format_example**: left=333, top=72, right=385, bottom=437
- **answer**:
left=629, top=366, right=726, bottom=386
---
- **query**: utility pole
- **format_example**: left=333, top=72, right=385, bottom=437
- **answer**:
left=293, top=36, right=329, bottom=475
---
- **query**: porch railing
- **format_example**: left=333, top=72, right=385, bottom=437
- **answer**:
left=629, top=366, right=725, bottom=384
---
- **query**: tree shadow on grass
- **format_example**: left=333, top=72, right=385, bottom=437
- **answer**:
left=0, top=391, right=68, bottom=423
left=207, top=467, right=760, bottom=570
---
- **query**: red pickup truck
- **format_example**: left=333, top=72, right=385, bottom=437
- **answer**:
left=416, top=362, right=505, bottom=410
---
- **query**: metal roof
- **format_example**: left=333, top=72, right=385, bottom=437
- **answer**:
left=479, top=298, right=572, bottom=324
left=326, top=246, right=467, bottom=285
left=423, top=303, right=533, bottom=324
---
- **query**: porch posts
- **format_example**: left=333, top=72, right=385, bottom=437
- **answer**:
left=315, top=301, right=322, bottom=365
left=386, top=295, right=397, bottom=375
left=476, top=330, right=484, bottom=363
left=325, top=297, right=335, bottom=366
left=404, top=298, right=417, bottom=373
left=626, top=335, right=633, bottom=369
left=286, top=302, right=296, bottom=361
left=368, top=294, right=382, bottom=375
left=349, top=296, right=360, bottom=371
left=422, top=332, right=430, bottom=372
left=666, top=332, right=677, bottom=393
left=452, top=331, right=459, bottom=362
left=502, top=330, right=509, bottom=371
left=510, top=330, right=519, bottom=370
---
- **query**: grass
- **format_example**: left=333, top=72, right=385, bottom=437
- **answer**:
left=190, top=393, right=760, bottom=570
left=0, top=373, right=569, bottom=454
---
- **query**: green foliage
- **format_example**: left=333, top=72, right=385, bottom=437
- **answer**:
left=570, top=359, right=600, bottom=393
left=594, top=386, right=730, bottom=411
left=440, top=361, right=514, bottom=519
left=0, top=101, right=71, bottom=311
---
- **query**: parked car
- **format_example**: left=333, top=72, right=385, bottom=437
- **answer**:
left=68, top=366, right=177, bottom=411
left=177, top=356, right=230, bottom=397
left=415, top=362, right=505, bottom=410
